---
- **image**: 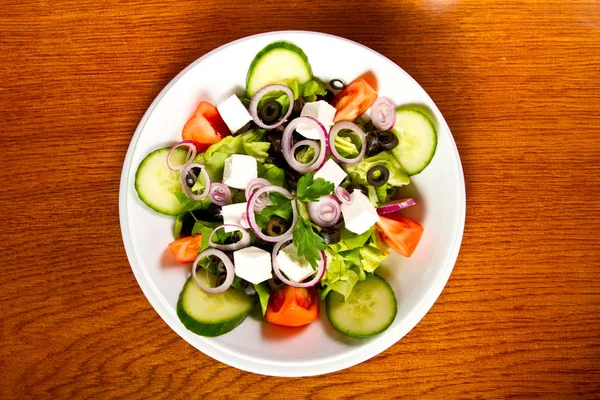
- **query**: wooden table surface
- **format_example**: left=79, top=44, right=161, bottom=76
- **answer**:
left=2, top=0, right=599, bottom=398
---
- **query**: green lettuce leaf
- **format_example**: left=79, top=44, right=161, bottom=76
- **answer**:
left=253, top=282, right=270, bottom=316
left=333, top=135, right=360, bottom=159
left=319, top=249, right=359, bottom=300
left=244, top=141, right=270, bottom=163
left=295, top=145, right=316, bottom=164
left=174, top=192, right=212, bottom=212
left=344, top=151, right=410, bottom=206
left=301, top=79, right=327, bottom=102
left=360, top=229, right=390, bottom=273
left=205, top=151, right=229, bottom=182
left=329, top=227, right=372, bottom=252
left=201, top=129, right=270, bottom=175
left=258, top=163, right=286, bottom=187
left=321, top=227, right=390, bottom=299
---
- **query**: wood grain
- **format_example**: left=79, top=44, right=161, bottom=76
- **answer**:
left=1, top=0, right=599, bottom=398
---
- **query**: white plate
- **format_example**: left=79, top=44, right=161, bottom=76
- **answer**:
left=119, top=31, right=465, bottom=377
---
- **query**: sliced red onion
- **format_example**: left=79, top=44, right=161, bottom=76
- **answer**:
left=272, top=240, right=327, bottom=288
left=245, top=178, right=271, bottom=211
left=246, top=185, right=298, bottom=242
left=180, top=162, right=211, bottom=201
left=208, top=224, right=251, bottom=251
left=377, top=198, right=416, bottom=214
left=307, top=195, right=341, bottom=228
left=249, top=84, right=294, bottom=129
left=208, top=183, right=231, bottom=206
left=334, top=186, right=353, bottom=205
left=167, top=140, right=197, bottom=171
left=328, top=121, right=366, bottom=164
left=291, top=140, right=319, bottom=165
left=192, top=249, right=234, bottom=294
left=371, top=97, right=396, bottom=131
left=282, top=116, right=328, bottom=173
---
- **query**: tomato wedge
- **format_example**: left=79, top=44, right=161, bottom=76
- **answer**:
left=182, top=101, right=230, bottom=152
left=194, top=101, right=230, bottom=137
left=167, top=235, right=202, bottom=263
left=331, top=78, right=378, bottom=123
left=376, top=214, right=423, bottom=257
left=265, top=286, right=319, bottom=327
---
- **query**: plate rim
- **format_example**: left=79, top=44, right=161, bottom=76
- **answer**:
left=119, top=30, right=466, bottom=377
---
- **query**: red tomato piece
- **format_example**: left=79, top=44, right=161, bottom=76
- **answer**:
left=167, top=235, right=202, bottom=263
left=265, top=286, right=319, bottom=327
left=376, top=214, right=424, bottom=257
left=331, top=78, right=378, bottom=123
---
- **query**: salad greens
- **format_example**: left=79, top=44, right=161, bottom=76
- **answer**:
left=134, top=39, right=435, bottom=338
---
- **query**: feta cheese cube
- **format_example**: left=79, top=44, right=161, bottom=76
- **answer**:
left=314, top=159, right=347, bottom=187
left=233, top=246, right=272, bottom=284
left=217, top=94, right=252, bottom=134
left=296, top=100, right=337, bottom=139
left=341, top=190, right=380, bottom=235
left=222, top=154, right=257, bottom=189
left=221, top=202, right=250, bottom=232
left=276, top=244, right=315, bottom=283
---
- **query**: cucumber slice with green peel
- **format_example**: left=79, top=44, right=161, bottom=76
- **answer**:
left=391, top=109, right=437, bottom=176
left=246, top=41, right=312, bottom=97
left=326, top=274, right=397, bottom=338
left=177, top=273, right=257, bottom=337
left=134, top=147, right=186, bottom=216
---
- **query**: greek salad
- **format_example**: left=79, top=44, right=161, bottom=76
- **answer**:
left=134, top=41, right=437, bottom=338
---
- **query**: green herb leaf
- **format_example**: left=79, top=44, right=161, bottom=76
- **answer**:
left=292, top=216, right=326, bottom=268
left=296, top=172, right=334, bottom=202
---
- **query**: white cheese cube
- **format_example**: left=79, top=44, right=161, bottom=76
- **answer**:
left=341, top=190, right=380, bottom=235
left=296, top=100, right=337, bottom=139
left=276, top=244, right=315, bottom=283
left=314, top=158, right=347, bottom=187
left=233, top=246, right=272, bottom=284
left=222, top=154, right=257, bottom=189
left=217, top=94, right=252, bottom=133
left=221, top=202, right=250, bottom=232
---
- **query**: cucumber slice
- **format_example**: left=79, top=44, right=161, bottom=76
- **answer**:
left=177, top=273, right=257, bottom=337
left=134, top=147, right=186, bottom=216
left=246, top=41, right=312, bottom=97
left=326, top=274, right=397, bottom=338
left=391, top=109, right=437, bottom=176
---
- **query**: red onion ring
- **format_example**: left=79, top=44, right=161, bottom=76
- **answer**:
left=291, top=140, right=319, bottom=166
left=180, top=162, right=211, bottom=201
left=272, top=240, right=327, bottom=288
left=246, top=185, right=298, bottom=242
left=192, top=249, right=234, bottom=294
left=328, top=121, right=366, bottom=164
left=307, top=195, right=341, bottom=228
left=249, top=84, right=294, bottom=129
left=282, top=116, right=328, bottom=173
left=208, top=224, right=251, bottom=251
left=334, top=187, right=353, bottom=205
left=208, top=183, right=232, bottom=206
left=371, top=97, right=397, bottom=131
left=167, top=140, right=197, bottom=171
left=377, top=198, right=416, bottom=215
left=245, top=178, right=271, bottom=211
